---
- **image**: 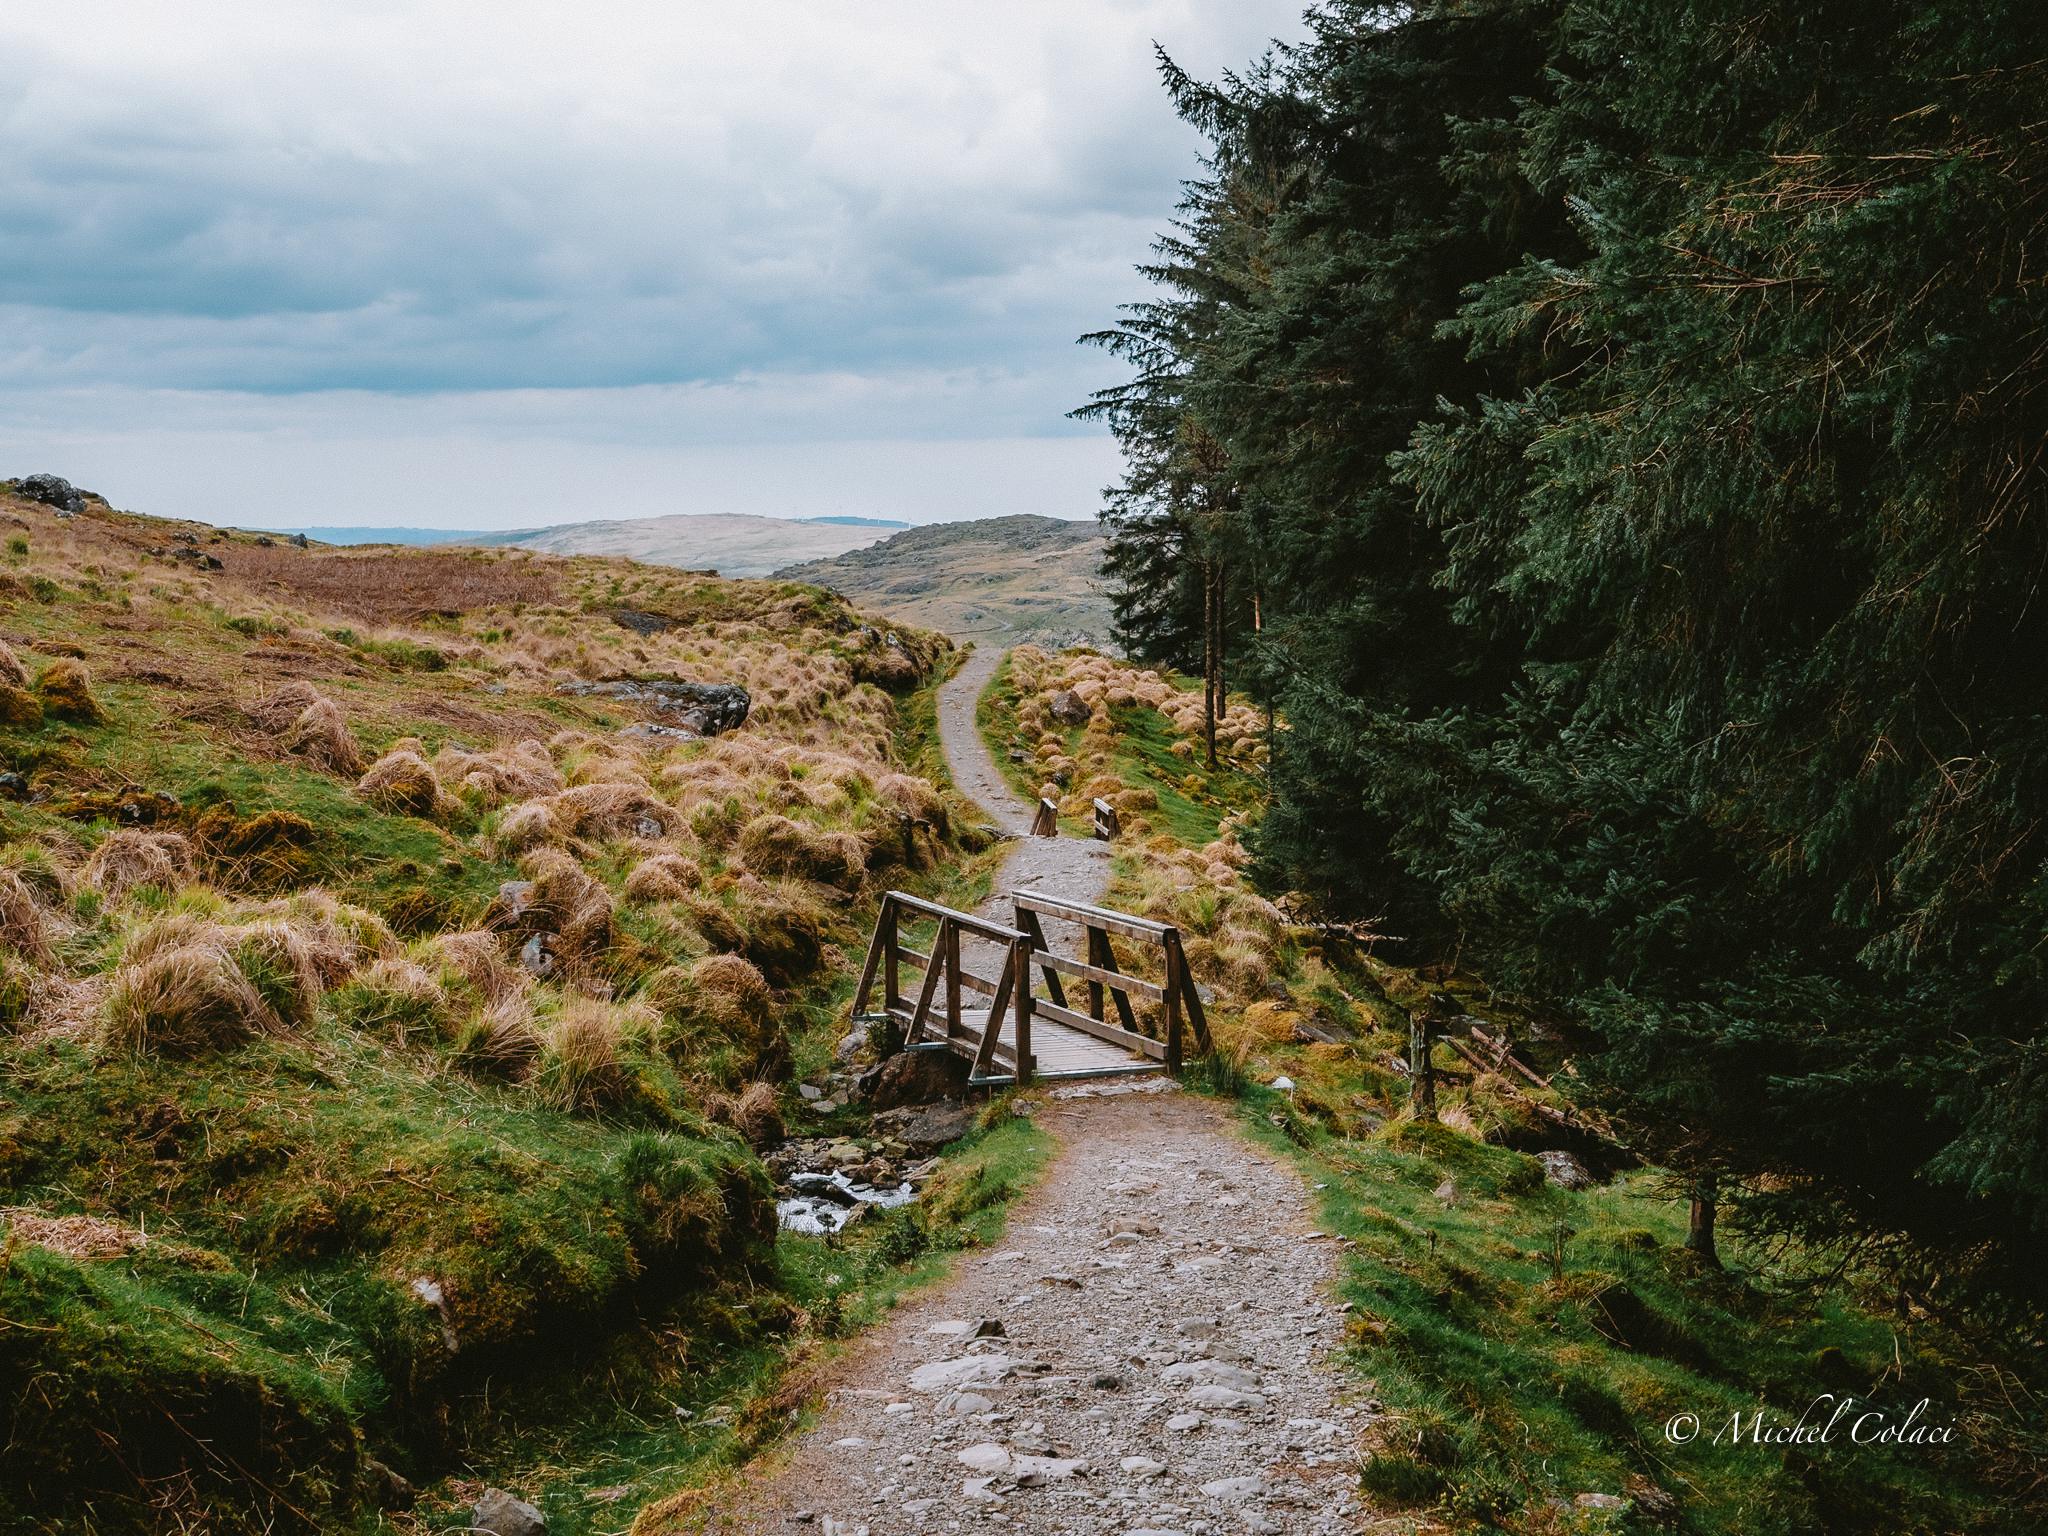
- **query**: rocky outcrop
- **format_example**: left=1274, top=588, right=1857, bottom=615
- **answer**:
left=12, top=473, right=89, bottom=514
left=555, top=677, right=750, bottom=736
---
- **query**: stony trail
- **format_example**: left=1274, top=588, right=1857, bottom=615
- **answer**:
left=712, top=646, right=1371, bottom=1534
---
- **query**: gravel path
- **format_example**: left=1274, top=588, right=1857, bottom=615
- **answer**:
left=714, top=1089, right=1370, bottom=1535
left=710, top=646, right=1371, bottom=1533
left=938, top=643, right=1112, bottom=969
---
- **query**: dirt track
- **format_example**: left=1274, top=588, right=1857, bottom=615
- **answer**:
left=712, top=647, right=1369, bottom=1534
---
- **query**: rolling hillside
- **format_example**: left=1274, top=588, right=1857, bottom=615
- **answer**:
left=774, top=513, right=1110, bottom=646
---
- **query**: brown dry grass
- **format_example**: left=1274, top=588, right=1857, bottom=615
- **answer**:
left=223, top=545, right=563, bottom=621
left=284, top=697, right=366, bottom=777
left=83, top=830, right=195, bottom=898
left=357, top=748, right=445, bottom=818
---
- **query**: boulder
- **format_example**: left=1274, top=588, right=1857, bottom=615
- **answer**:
left=1539, top=1150, right=1594, bottom=1190
left=473, top=1487, right=545, bottom=1536
left=873, top=1100, right=978, bottom=1155
left=1047, top=689, right=1091, bottom=727
left=863, top=1047, right=972, bottom=1110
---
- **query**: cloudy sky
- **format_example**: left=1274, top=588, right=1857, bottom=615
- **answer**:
left=0, top=2, right=1305, bottom=530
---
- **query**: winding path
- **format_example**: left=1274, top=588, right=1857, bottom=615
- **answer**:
left=704, top=647, right=1370, bottom=1535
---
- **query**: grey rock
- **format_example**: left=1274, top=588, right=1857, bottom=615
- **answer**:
left=872, top=1099, right=978, bottom=1155
left=473, top=1487, right=546, bottom=1536
left=1539, top=1150, right=1594, bottom=1190
left=618, top=721, right=699, bottom=743
left=864, top=1049, right=972, bottom=1111
left=957, top=1442, right=1010, bottom=1474
left=14, top=473, right=87, bottom=513
left=519, top=932, right=559, bottom=979
left=1047, top=688, right=1091, bottom=726
left=1575, top=1492, right=1627, bottom=1511
left=362, top=1456, right=413, bottom=1511
left=555, top=677, right=750, bottom=736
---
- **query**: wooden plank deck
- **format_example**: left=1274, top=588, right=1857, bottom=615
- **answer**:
left=955, top=1006, right=1158, bottom=1081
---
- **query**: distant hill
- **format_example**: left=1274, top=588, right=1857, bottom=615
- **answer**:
left=258, top=526, right=534, bottom=547
left=776, top=514, right=1111, bottom=647
left=265, top=514, right=909, bottom=575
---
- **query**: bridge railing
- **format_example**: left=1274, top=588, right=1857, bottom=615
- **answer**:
left=1010, top=888, right=1212, bottom=1076
left=852, top=890, right=1034, bottom=1080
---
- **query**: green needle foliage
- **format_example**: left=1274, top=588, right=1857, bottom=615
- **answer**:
left=1086, top=0, right=2048, bottom=1326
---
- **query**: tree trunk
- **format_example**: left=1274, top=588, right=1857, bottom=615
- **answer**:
left=1204, top=561, right=1220, bottom=712
left=1201, top=561, right=1219, bottom=769
left=1685, top=1172, right=1721, bottom=1267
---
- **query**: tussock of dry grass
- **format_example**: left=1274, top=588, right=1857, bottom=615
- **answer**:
left=0, top=869, right=57, bottom=963
left=516, top=847, right=616, bottom=958
left=356, top=747, right=446, bottom=819
left=708, top=1079, right=783, bottom=1148
left=0, top=639, right=29, bottom=691
left=424, top=928, right=522, bottom=1003
left=283, top=696, right=365, bottom=777
left=623, top=852, right=701, bottom=904
left=248, top=680, right=324, bottom=732
left=549, top=781, right=681, bottom=842
left=455, top=992, right=542, bottom=1077
left=84, top=830, right=196, bottom=898
left=35, top=658, right=104, bottom=723
left=434, top=738, right=561, bottom=806
left=101, top=942, right=277, bottom=1054
left=736, top=813, right=865, bottom=891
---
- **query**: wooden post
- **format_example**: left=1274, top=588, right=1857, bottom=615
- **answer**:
left=906, top=919, right=946, bottom=1045
left=1686, top=1172, right=1721, bottom=1268
left=944, top=916, right=962, bottom=1040
left=1032, top=797, right=1058, bottom=837
left=1410, top=1000, right=1438, bottom=1122
left=1171, top=933, right=1212, bottom=1054
left=1085, top=924, right=1107, bottom=1022
left=881, top=898, right=900, bottom=1014
left=1163, top=940, right=1184, bottom=1078
left=1014, top=941, right=1034, bottom=1085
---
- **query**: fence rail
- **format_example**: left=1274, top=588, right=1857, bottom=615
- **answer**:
left=852, top=887, right=1211, bottom=1085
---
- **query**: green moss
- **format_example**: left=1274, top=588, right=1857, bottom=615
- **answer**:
left=0, top=1243, right=361, bottom=1535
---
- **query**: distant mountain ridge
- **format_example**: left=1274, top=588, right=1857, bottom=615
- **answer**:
left=776, top=514, right=1111, bottom=647
left=265, top=513, right=910, bottom=575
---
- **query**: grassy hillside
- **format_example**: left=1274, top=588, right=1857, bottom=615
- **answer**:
left=775, top=513, right=1110, bottom=646
left=987, top=643, right=2041, bottom=1536
left=491, top=513, right=903, bottom=577
left=0, top=491, right=1029, bottom=1534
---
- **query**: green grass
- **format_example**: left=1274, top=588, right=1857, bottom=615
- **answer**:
left=1214, top=1086, right=2011, bottom=1535
left=0, top=684, right=514, bottom=933
left=973, top=649, right=1089, bottom=832
left=1102, top=701, right=1260, bottom=847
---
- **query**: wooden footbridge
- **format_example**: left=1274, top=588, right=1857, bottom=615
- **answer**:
left=851, top=888, right=1213, bottom=1085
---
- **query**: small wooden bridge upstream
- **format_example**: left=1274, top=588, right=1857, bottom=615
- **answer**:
left=851, top=887, right=1214, bottom=1086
